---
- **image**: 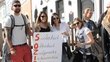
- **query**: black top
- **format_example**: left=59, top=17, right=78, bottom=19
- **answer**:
left=39, top=26, right=50, bottom=32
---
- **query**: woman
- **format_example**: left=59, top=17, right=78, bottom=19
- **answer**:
left=51, top=13, right=69, bottom=35
left=82, top=8, right=97, bottom=38
left=51, top=13, right=72, bottom=61
left=72, top=18, right=95, bottom=62
left=102, top=6, right=110, bottom=35
left=34, top=11, right=51, bottom=32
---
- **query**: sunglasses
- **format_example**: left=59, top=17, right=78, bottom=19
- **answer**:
left=41, top=16, right=46, bottom=18
left=53, top=17, right=59, bottom=20
left=74, top=22, right=80, bottom=25
left=14, top=5, right=21, bottom=7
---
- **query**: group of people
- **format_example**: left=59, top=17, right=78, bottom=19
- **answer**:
left=1, top=0, right=110, bottom=62
left=1, top=0, right=70, bottom=62
left=71, top=2, right=110, bottom=62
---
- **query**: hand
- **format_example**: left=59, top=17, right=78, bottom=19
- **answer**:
left=10, top=48, right=16, bottom=55
left=29, top=45, right=33, bottom=49
left=62, top=32, right=69, bottom=36
left=75, top=42, right=85, bottom=48
left=36, top=24, right=41, bottom=32
left=29, top=30, right=33, bottom=36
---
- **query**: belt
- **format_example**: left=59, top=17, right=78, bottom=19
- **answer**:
left=13, top=43, right=27, bottom=47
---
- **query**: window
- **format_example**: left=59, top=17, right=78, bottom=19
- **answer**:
left=56, top=0, right=64, bottom=18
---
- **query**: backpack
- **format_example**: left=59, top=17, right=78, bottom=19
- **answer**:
left=10, top=14, right=28, bottom=38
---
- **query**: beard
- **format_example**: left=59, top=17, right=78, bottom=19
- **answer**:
left=14, top=9, right=21, bottom=13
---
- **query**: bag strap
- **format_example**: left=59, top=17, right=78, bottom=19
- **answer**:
left=21, top=14, right=27, bottom=27
left=21, top=14, right=28, bottom=36
left=10, top=14, right=28, bottom=38
left=10, top=15, right=15, bottom=38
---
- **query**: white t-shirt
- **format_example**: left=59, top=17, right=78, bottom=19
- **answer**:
left=76, top=27, right=91, bottom=48
left=51, top=22, right=70, bottom=42
left=3, top=14, right=28, bottom=45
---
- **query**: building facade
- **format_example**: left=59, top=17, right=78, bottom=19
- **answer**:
left=0, top=0, right=110, bottom=24
left=32, top=0, right=110, bottom=24
left=0, top=0, right=6, bottom=24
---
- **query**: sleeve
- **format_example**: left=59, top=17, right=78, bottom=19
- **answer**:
left=63, top=22, right=70, bottom=32
left=85, top=27, right=91, bottom=35
left=3, top=16, right=11, bottom=28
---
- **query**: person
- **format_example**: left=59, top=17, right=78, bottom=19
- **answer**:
left=34, top=11, right=51, bottom=32
left=72, top=18, right=95, bottom=62
left=97, top=2, right=110, bottom=62
left=0, top=23, right=3, bottom=61
left=102, top=4, right=110, bottom=35
left=82, top=8, right=97, bottom=38
left=83, top=8, right=102, bottom=62
left=51, top=13, right=72, bottom=62
left=3, top=0, right=33, bottom=62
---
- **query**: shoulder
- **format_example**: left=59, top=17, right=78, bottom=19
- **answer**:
left=81, top=26, right=91, bottom=34
left=61, top=22, right=66, bottom=24
left=61, top=22, right=68, bottom=26
left=3, top=15, right=12, bottom=27
left=83, top=27, right=91, bottom=34
left=5, top=15, right=12, bottom=23
left=88, top=20, right=96, bottom=25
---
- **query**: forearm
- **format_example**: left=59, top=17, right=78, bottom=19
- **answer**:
left=26, top=24, right=33, bottom=36
left=4, top=27, right=13, bottom=49
left=86, top=32, right=95, bottom=45
left=6, top=39, right=13, bottom=49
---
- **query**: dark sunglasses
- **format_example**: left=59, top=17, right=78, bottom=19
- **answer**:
left=14, top=5, right=21, bottom=7
left=74, top=22, right=80, bottom=25
left=40, top=16, right=46, bottom=18
left=53, top=17, right=59, bottom=20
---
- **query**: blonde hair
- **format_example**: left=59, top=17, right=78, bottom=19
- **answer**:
left=103, top=11, right=110, bottom=22
left=83, top=8, right=92, bottom=14
left=83, top=8, right=92, bottom=20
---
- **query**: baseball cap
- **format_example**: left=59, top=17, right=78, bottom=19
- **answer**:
left=12, top=0, right=21, bottom=5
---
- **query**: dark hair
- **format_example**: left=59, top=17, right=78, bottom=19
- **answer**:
left=12, top=0, right=21, bottom=5
left=51, top=13, right=61, bottom=26
left=74, top=18, right=84, bottom=28
left=37, top=11, right=48, bottom=23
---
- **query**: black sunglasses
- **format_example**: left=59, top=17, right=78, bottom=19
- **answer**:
left=74, top=22, right=80, bottom=25
left=53, top=17, right=59, bottom=20
left=41, top=16, right=46, bottom=18
left=14, top=5, right=21, bottom=7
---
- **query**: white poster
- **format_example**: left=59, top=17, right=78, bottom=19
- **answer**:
left=32, top=32, right=63, bottom=62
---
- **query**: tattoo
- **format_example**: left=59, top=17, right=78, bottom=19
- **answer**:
left=4, top=27, right=12, bottom=40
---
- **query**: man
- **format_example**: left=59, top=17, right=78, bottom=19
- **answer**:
left=97, top=2, right=110, bottom=62
left=3, top=0, right=32, bottom=62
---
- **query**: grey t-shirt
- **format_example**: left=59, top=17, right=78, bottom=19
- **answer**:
left=3, top=14, right=28, bottom=45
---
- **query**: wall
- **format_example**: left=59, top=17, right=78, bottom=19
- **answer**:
left=21, top=0, right=32, bottom=22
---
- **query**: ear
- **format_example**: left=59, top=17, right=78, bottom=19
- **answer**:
left=11, top=6, right=13, bottom=10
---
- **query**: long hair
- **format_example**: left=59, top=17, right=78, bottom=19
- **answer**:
left=74, top=18, right=84, bottom=28
left=103, top=10, right=110, bottom=22
left=82, top=8, right=92, bottom=21
left=51, top=13, right=61, bottom=26
left=36, top=11, right=48, bottom=24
